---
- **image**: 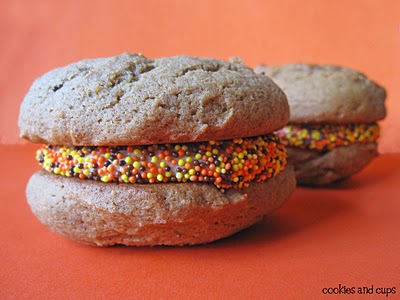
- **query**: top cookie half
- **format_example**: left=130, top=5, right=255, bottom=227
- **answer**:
left=254, top=63, right=386, bottom=124
left=19, top=53, right=289, bottom=146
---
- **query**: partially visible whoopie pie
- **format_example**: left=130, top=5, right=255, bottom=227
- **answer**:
left=19, top=53, right=295, bottom=246
left=255, top=63, right=386, bottom=186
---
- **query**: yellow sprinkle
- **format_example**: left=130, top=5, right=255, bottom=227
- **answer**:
left=125, top=156, right=133, bottom=164
left=311, top=130, right=320, bottom=140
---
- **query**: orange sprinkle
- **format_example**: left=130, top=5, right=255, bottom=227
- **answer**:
left=215, top=177, right=222, bottom=184
left=127, top=146, right=134, bottom=153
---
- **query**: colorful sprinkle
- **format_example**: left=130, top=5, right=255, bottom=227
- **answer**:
left=36, top=134, right=287, bottom=192
left=276, top=123, right=380, bottom=152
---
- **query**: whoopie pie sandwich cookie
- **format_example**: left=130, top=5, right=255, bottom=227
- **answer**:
left=19, top=53, right=295, bottom=246
left=254, top=63, right=386, bottom=186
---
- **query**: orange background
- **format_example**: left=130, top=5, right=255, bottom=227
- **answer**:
left=1, top=1, right=399, bottom=299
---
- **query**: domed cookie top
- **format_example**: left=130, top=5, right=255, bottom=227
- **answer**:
left=254, top=63, right=386, bottom=124
left=19, top=53, right=289, bottom=146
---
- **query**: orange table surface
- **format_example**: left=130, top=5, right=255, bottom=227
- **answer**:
left=1, top=144, right=399, bottom=299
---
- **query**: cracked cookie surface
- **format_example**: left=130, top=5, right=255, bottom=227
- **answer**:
left=19, top=53, right=289, bottom=146
left=254, top=63, right=386, bottom=124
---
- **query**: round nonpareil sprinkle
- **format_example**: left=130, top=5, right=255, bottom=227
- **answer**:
left=276, top=123, right=380, bottom=152
left=36, top=134, right=287, bottom=192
